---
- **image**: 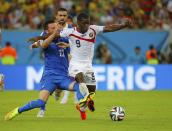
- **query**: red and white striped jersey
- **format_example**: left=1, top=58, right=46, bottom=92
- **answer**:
left=60, top=25, right=104, bottom=64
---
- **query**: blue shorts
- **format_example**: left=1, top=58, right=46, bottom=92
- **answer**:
left=40, top=74, right=75, bottom=94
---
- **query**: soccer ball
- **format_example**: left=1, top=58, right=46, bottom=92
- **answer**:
left=109, top=106, right=125, bottom=121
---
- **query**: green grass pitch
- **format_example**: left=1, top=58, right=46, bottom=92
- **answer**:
left=0, top=91, right=172, bottom=131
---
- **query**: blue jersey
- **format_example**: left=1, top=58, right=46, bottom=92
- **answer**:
left=40, top=24, right=74, bottom=94
left=40, top=24, right=72, bottom=77
left=40, top=38, right=75, bottom=94
left=42, top=38, right=70, bottom=77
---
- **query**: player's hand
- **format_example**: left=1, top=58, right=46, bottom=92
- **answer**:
left=27, top=36, right=46, bottom=43
left=29, top=42, right=37, bottom=50
left=51, top=23, right=60, bottom=37
left=56, top=42, right=69, bottom=48
left=29, top=40, right=43, bottom=50
left=122, top=17, right=134, bottom=27
left=27, top=37, right=37, bottom=43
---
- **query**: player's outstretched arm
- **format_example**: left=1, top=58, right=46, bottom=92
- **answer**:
left=28, top=31, right=60, bottom=44
left=29, top=40, right=44, bottom=50
left=103, top=18, right=134, bottom=33
left=29, top=23, right=61, bottom=49
left=27, top=35, right=50, bottom=43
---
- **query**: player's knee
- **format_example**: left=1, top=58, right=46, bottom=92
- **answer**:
left=87, top=85, right=96, bottom=93
left=75, top=72, right=85, bottom=83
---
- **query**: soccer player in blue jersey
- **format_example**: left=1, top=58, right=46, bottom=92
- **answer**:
left=35, top=8, right=78, bottom=118
left=4, top=20, right=92, bottom=121
left=51, top=8, right=76, bottom=105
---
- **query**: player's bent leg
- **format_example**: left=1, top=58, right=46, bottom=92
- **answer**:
left=59, top=77, right=89, bottom=120
left=60, top=77, right=90, bottom=107
left=77, top=83, right=91, bottom=107
left=5, top=90, right=49, bottom=121
left=75, top=72, right=96, bottom=111
left=73, top=82, right=96, bottom=117
left=68, top=81, right=87, bottom=120
left=64, top=81, right=90, bottom=107
left=74, top=72, right=90, bottom=107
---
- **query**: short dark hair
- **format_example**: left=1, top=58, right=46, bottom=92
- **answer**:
left=6, top=41, right=11, bottom=46
left=56, top=8, right=68, bottom=13
left=77, top=13, right=89, bottom=21
left=135, top=46, right=140, bottom=50
left=43, top=20, right=54, bottom=30
left=149, top=44, right=154, bottom=50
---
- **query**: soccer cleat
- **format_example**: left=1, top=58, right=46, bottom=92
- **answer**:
left=89, top=92, right=95, bottom=99
left=78, top=93, right=90, bottom=108
left=87, top=98, right=95, bottom=112
left=76, top=104, right=86, bottom=120
left=79, top=92, right=95, bottom=108
left=37, top=110, right=45, bottom=118
left=4, top=107, right=19, bottom=121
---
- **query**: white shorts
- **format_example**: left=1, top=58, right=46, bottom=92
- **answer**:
left=69, top=62, right=96, bottom=85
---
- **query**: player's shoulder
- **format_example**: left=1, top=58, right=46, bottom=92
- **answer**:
left=89, top=25, right=104, bottom=34
left=89, top=25, right=99, bottom=29
left=89, top=25, right=99, bottom=34
left=62, top=27, right=74, bottom=32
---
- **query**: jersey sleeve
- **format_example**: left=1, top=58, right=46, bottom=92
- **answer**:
left=90, top=25, right=105, bottom=34
left=60, top=28, right=74, bottom=38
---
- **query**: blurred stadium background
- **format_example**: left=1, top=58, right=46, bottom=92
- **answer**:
left=0, top=0, right=172, bottom=131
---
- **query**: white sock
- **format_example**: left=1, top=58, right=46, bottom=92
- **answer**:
left=79, top=83, right=89, bottom=97
left=60, top=91, right=70, bottom=103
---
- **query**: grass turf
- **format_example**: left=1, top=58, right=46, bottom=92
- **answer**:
left=0, top=91, right=172, bottom=131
